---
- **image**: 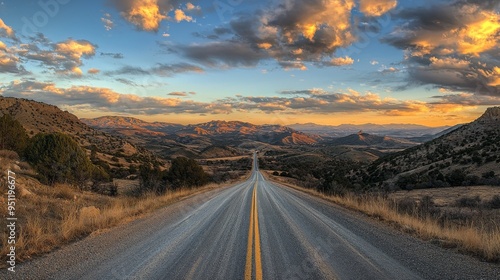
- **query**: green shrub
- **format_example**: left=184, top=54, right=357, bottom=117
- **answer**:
left=167, top=157, right=210, bottom=189
left=25, top=132, right=94, bottom=186
left=0, top=114, right=29, bottom=154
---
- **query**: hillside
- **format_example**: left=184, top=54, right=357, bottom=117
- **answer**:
left=367, top=107, right=500, bottom=189
left=0, top=97, right=159, bottom=171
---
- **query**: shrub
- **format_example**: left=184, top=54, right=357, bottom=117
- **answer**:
left=25, top=133, right=94, bottom=186
left=456, top=196, right=481, bottom=208
left=0, top=114, right=29, bottom=155
left=167, top=157, right=210, bottom=189
left=488, top=195, right=500, bottom=209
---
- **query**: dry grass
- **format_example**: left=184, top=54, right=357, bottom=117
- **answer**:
left=0, top=164, right=228, bottom=268
left=268, top=174, right=500, bottom=262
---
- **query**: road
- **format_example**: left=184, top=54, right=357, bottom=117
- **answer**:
left=4, top=153, right=500, bottom=279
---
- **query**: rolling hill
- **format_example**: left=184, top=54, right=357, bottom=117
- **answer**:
left=0, top=97, right=159, bottom=169
left=367, top=107, right=500, bottom=188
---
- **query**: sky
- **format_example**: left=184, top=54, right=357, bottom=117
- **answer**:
left=0, top=0, right=499, bottom=126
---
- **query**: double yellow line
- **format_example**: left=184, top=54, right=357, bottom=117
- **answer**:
left=245, top=181, right=263, bottom=280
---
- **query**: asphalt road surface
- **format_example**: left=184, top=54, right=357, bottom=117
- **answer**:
left=4, top=153, right=500, bottom=279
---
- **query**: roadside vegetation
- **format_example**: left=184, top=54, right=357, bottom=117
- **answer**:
left=0, top=113, right=252, bottom=267
left=266, top=171, right=500, bottom=262
left=0, top=149, right=248, bottom=267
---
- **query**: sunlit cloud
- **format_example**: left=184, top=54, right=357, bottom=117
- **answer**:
left=325, top=56, right=354, bottom=66
left=359, top=0, right=397, bottom=17
left=0, top=40, right=26, bottom=74
left=173, top=9, right=193, bottom=23
left=383, top=1, right=500, bottom=96
left=109, top=0, right=167, bottom=32
left=0, top=80, right=227, bottom=115
left=0, top=18, right=15, bottom=39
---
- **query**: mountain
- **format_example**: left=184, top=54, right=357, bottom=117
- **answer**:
left=0, top=97, right=158, bottom=168
left=82, top=118, right=322, bottom=158
left=82, top=116, right=183, bottom=135
left=289, top=123, right=450, bottom=139
left=329, top=131, right=418, bottom=148
left=367, top=107, right=500, bottom=188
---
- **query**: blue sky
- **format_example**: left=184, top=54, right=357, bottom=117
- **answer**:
left=1, top=0, right=499, bottom=126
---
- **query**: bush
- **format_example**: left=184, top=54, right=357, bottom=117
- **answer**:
left=138, top=164, right=166, bottom=194
left=488, top=195, right=500, bottom=209
left=0, top=114, right=29, bottom=155
left=456, top=196, right=481, bottom=208
left=25, top=133, right=95, bottom=186
left=167, top=157, right=210, bottom=189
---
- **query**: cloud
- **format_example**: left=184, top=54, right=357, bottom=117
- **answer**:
left=370, top=60, right=379, bottom=65
left=359, top=0, right=397, bottom=17
left=382, top=1, right=500, bottom=96
left=325, top=56, right=354, bottom=66
left=22, top=39, right=96, bottom=76
left=0, top=18, right=16, bottom=40
left=88, top=68, right=100, bottom=74
left=106, top=62, right=203, bottom=76
left=185, top=3, right=201, bottom=14
left=109, top=0, right=199, bottom=32
left=384, top=1, right=500, bottom=57
left=173, top=9, right=193, bottom=23
left=379, top=66, right=399, bottom=73
left=279, top=61, right=307, bottom=71
left=116, top=78, right=141, bottom=86
left=0, top=41, right=27, bottom=74
left=3, top=80, right=495, bottom=118
left=0, top=80, right=230, bottom=115
left=100, top=52, right=124, bottom=59
left=167, top=91, right=195, bottom=96
left=179, top=41, right=267, bottom=68
left=177, top=0, right=376, bottom=69
left=101, top=13, right=114, bottom=31
left=109, top=0, right=169, bottom=32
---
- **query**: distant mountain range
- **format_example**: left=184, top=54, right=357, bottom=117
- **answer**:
left=81, top=117, right=323, bottom=158
left=328, top=132, right=418, bottom=148
left=288, top=123, right=453, bottom=138
left=82, top=117, right=322, bottom=145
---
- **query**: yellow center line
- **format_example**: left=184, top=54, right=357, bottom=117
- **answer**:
left=245, top=181, right=263, bottom=280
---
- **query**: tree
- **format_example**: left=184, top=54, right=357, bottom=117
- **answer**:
left=0, top=114, right=29, bottom=154
left=167, top=157, right=210, bottom=189
left=25, top=132, right=95, bottom=186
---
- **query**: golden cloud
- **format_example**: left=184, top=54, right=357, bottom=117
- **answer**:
left=429, top=57, right=470, bottom=69
left=0, top=18, right=15, bottom=38
left=479, top=67, right=500, bottom=87
left=359, top=0, right=397, bottom=17
left=329, top=56, right=354, bottom=66
left=456, top=10, right=500, bottom=56
left=121, top=0, right=166, bottom=32
left=55, top=39, right=96, bottom=60
left=174, top=9, right=193, bottom=23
